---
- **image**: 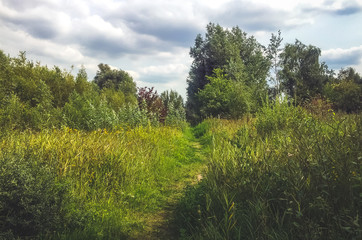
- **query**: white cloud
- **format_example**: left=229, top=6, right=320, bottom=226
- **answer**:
left=140, top=64, right=188, bottom=75
left=0, top=0, right=361, bottom=98
left=322, top=46, right=362, bottom=71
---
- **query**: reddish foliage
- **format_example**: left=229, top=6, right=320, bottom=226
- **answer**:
left=304, top=95, right=333, bottom=118
left=137, top=87, right=167, bottom=123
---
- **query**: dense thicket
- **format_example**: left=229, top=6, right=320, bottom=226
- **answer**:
left=0, top=50, right=186, bottom=132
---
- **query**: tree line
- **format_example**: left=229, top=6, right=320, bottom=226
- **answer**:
left=186, top=23, right=361, bottom=124
left=0, top=51, right=186, bottom=131
left=1, top=23, right=361, bottom=131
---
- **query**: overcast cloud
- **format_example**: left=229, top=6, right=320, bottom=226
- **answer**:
left=1, top=0, right=361, bottom=98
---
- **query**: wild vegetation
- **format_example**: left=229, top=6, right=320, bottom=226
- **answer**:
left=177, top=102, right=361, bottom=239
left=0, top=23, right=361, bottom=239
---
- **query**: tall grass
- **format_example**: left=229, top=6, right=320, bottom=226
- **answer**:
left=0, top=125, right=198, bottom=239
left=177, top=101, right=362, bottom=239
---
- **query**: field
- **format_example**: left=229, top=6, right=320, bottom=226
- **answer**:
left=0, top=125, right=203, bottom=239
left=178, top=102, right=362, bottom=239
left=1, top=102, right=361, bottom=239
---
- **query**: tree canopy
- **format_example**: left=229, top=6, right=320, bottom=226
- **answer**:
left=186, top=23, right=270, bottom=123
left=279, top=40, right=333, bottom=104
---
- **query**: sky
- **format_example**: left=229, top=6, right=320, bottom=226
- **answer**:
left=1, top=0, right=362, bottom=99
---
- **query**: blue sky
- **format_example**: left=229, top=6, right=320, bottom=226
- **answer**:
left=1, top=0, right=361, bottom=98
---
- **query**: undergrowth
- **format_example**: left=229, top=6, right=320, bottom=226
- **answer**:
left=177, top=101, right=362, bottom=239
left=0, top=125, right=197, bottom=239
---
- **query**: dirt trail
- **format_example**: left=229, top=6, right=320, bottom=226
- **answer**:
left=133, top=140, right=205, bottom=240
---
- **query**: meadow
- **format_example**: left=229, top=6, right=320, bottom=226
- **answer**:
left=1, top=100, right=361, bottom=239
left=177, top=101, right=362, bottom=239
left=0, top=125, right=202, bottom=239
left=1, top=25, right=362, bottom=239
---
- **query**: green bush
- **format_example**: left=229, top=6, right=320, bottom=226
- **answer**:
left=63, top=91, right=120, bottom=130
left=255, top=98, right=305, bottom=137
left=0, top=153, right=69, bottom=239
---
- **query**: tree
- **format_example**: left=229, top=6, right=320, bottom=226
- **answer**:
left=197, top=69, right=250, bottom=119
left=336, top=67, right=362, bottom=84
left=75, top=66, right=91, bottom=95
left=324, top=67, right=362, bottom=113
left=137, top=87, right=166, bottom=123
left=186, top=23, right=270, bottom=123
left=42, top=66, right=75, bottom=108
left=161, top=90, right=184, bottom=113
left=94, top=63, right=137, bottom=107
left=94, top=64, right=134, bottom=90
left=279, top=40, right=332, bottom=104
left=267, top=30, right=283, bottom=97
left=161, top=90, right=186, bottom=125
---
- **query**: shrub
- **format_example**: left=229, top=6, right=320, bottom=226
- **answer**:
left=0, top=152, right=69, bottom=238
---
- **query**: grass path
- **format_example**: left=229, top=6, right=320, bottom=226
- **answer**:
left=132, top=134, right=206, bottom=239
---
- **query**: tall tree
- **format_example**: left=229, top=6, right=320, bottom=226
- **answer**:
left=161, top=90, right=186, bottom=124
left=94, top=63, right=137, bottom=94
left=138, top=87, right=166, bottom=123
left=186, top=23, right=270, bottom=123
left=93, top=63, right=137, bottom=105
left=336, top=67, right=362, bottom=84
left=75, top=66, right=91, bottom=95
left=324, top=67, right=362, bottom=113
left=161, top=90, right=184, bottom=114
left=279, top=40, right=332, bottom=104
left=267, top=30, right=283, bottom=96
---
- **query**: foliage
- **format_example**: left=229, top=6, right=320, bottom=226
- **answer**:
left=303, top=95, right=334, bottom=118
left=94, top=63, right=134, bottom=91
left=0, top=126, right=200, bottom=239
left=178, top=108, right=361, bottom=239
left=0, top=50, right=190, bottom=131
left=161, top=90, right=187, bottom=127
left=279, top=40, right=333, bottom=104
left=0, top=51, right=70, bottom=130
left=138, top=86, right=166, bottom=123
left=267, top=30, right=283, bottom=97
left=186, top=23, right=270, bottom=124
left=0, top=140, right=70, bottom=239
left=117, top=103, right=155, bottom=128
left=63, top=91, right=120, bottom=131
left=74, top=66, right=92, bottom=95
left=324, top=67, right=362, bottom=113
left=197, top=69, right=250, bottom=119
left=93, top=63, right=137, bottom=107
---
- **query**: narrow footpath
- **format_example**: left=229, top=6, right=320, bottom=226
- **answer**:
left=132, top=139, right=206, bottom=239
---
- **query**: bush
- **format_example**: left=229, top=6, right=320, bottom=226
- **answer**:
left=0, top=153, right=69, bottom=238
left=255, top=97, right=305, bottom=137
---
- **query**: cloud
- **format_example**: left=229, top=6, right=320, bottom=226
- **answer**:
left=138, top=64, right=189, bottom=83
left=0, top=0, right=361, bottom=98
left=334, top=6, right=362, bottom=15
left=210, top=0, right=288, bottom=31
left=0, top=0, right=330, bottom=60
left=322, top=45, right=362, bottom=68
left=105, top=0, right=204, bottom=47
left=303, top=0, right=362, bottom=16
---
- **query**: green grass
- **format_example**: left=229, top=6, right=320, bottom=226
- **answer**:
left=0, top=125, right=202, bottom=239
left=177, top=103, right=362, bottom=239
left=1, top=102, right=361, bottom=239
